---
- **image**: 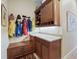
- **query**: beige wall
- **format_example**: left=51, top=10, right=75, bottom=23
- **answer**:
left=38, top=26, right=62, bottom=35
left=7, top=0, right=36, bottom=18
left=60, top=0, right=77, bottom=59
left=1, top=0, right=9, bottom=59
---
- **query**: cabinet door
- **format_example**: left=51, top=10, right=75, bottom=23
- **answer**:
left=43, top=6, right=47, bottom=23
left=30, top=36, right=35, bottom=50
left=42, top=45, right=49, bottom=59
left=41, top=8, right=44, bottom=24
left=41, top=1, right=54, bottom=25
left=35, top=39, right=42, bottom=58
left=46, top=1, right=53, bottom=22
left=41, top=6, right=47, bottom=24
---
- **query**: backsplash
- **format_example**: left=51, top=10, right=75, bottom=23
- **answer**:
left=33, top=26, right=62, bottom=35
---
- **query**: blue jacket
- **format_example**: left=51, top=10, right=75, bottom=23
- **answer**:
left=15, top=20, right=22, bottom=37
left=27, top=19, right=32, bottom=32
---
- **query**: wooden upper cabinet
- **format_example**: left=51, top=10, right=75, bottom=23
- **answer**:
left=43, top=6, right=47, bottom=23
left=35, top=0, right=60, bottom=26
left=41, top=1, right=54, bottom=24
left=41, top=7, right=45, bottom=23
left=46, top=1, right=54, bottom=22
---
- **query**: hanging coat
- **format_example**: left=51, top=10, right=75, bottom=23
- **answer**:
left=8, top=20, right=16, bottom=37
left=15, top=19, right=22, bottom=37
left=27, top=19, right=32, bottom=32
left=23, top=19, right=28, bottom=35
left=32, top=18, right=35, bottom=31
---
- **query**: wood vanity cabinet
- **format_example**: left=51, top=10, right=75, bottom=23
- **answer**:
left=30, top=35, right=61, bottom=59
left=36, top=37, right=61, bottom=59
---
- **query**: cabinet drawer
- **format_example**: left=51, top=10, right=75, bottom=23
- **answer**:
left=7, top=46, right=23, bottom=58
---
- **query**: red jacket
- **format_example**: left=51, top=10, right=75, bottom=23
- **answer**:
left=23, top=19, right=28, bottom=35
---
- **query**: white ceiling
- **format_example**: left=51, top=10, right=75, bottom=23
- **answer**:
left=34, top=0, right=42, bottom=8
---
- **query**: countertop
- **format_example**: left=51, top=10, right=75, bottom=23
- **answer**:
left=9, top=35, right=29, bottom=43
left=29, top=32, right=62, bottom=42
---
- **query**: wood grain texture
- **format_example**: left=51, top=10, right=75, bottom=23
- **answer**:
left=7, top=41, right=35, bottom=59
